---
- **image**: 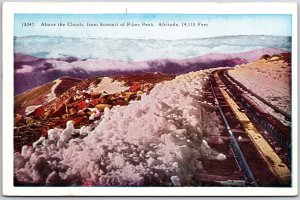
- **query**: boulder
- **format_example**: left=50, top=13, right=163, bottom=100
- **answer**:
left=89, top=99, right=99, bottom=107
left=73, top=117, right=86, bottom=126
left=115, top=98, right=128, bottom=106
left=64, top=97, right=73, bottom=104
left=95, top=104, right=112, bottom=111
left=33, top=106, right=45, bottom=118
left=69, top=108, right=76, bottom=115
left=52, top=104, right=66, bottom=117
left=25, top=117, right=35, bottom=125
left=136, top=91, right=144, bottom=96
left=14, top=114, right=23, bottom=124
left=77, top=101, right=87, bottom=110
left=129, top=82, right=141, bottom=92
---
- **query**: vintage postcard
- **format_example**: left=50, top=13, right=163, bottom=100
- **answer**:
left=2, top=2, right=298, bottom=196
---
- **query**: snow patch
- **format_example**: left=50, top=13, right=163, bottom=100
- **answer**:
left=46, top=79, right=62, bottom=102
left=32, top=136, right=45, bottom=149
left=170, top=176, right=180, bottom=186
left=88, top=77, right=129, bottom=94
left=216, top=153, right=226, bottom=161
left=88, top=108, right=101, bottom=121
left=238, top=136, right=243, bottom=141
left=60, top=121, right=74, bottom=143
left=25, top=105, right=41, bottom=116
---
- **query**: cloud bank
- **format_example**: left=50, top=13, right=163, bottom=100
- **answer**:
left=14, top=35, right=291, bottom=61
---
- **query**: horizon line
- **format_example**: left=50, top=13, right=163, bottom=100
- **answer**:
left=14, top=34, right=292, bottom=41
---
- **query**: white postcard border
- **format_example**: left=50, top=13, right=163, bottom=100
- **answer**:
left=2, top=2, right=298, bottom=196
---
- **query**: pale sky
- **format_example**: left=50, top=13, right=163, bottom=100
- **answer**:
left=14, top=14, right=292, bottom=40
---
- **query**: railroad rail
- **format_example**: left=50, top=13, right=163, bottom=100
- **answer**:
left=211, top=70, right=291, bottom=186
left=210, top=82, right=258, bottom=186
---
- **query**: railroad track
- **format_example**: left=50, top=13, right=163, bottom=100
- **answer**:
left=208, top=69, right=291, bottom=186
left=220, top=70, right=291, bottom=153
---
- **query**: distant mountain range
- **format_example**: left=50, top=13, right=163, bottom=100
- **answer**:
left=14, top=48, right=288, bottom=94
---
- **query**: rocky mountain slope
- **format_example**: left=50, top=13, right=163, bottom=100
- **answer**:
left=14, top=73, right=175, bottom=152
left=15, top=76, right=82, bottom=115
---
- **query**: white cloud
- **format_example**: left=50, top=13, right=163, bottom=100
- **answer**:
left=16, top=65, right=34, bottom=73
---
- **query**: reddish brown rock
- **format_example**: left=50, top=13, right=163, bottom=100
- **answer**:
left=33, top=106, right=45, bottom=118
left=68, top=108, right=76, bottom=115
left=90, top=92, right=101, bottom=98
left=129, top=82, right=141, bottom=92
left=115, top=98, right=128, bottom=106
left=53, top=119, right=67, bottom=128
left=61, top=114, right=69, bottom=119
left=64, top=97, right=73, bottom=104
left=82, top=92, right=92, bottom=98
left=73, top=117, right=88, bottom=127
left=89, top=99, right=99, bottom=107
left=14, top=114, right=24, bottom=124
left=98, top=97, right=106, bottom=104
left=25, top=117, right=35, bottom=125
left=52, top=104, right=66, bottom=117
left=77, top=101, right=87, bottom=110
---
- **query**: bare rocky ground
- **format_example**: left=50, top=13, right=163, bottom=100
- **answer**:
left=14, top=73, right=175, bottom=152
